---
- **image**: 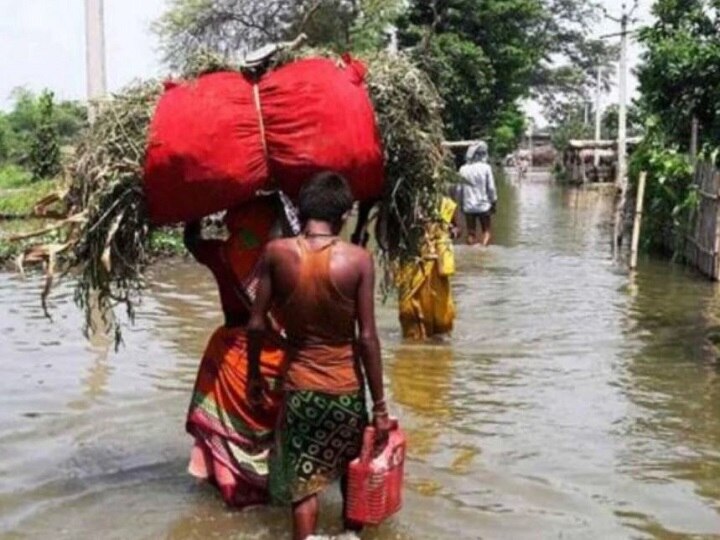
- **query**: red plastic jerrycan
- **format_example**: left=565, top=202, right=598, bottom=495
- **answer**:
left=346, top=419, right=406, bottom=525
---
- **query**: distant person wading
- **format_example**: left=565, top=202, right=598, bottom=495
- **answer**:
left=458, top=142, right=498, bottom=246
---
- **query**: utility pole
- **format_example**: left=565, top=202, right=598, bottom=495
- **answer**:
left=594, top=67, right=602, bottom=167
left=85, top=0, right=107, bottom=124
left=602, top=1, right=638, bottom=260
left=617, top=6, right=628, bottom=189
left=528, top=120, right=534, bottom=168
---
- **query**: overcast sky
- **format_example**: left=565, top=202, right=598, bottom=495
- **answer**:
left=0, top=0, right=166, bottom=109
left=0, top=0, right=651, bottom=124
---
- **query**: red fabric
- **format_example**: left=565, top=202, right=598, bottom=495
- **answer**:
left=144, top=57, right=385, bottom=225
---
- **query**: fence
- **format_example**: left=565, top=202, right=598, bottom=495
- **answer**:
left=685, top=161, right=720, bottom=279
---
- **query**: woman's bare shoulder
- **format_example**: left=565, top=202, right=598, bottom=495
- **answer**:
left=263, top=237, right=299, bottom=262
left=336, top=241, right=373, bottom=264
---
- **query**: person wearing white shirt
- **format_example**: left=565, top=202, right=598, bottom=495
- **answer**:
left=458, top=142, right=497, bottom=246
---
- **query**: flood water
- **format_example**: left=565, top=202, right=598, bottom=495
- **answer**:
left=2, top=173, right=720, bottom=539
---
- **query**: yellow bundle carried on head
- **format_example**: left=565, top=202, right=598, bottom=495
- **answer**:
left=396, top=197, right=457, bottom=340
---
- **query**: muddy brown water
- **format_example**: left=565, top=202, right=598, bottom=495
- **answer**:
left=1, top=176, right=720, bottom=539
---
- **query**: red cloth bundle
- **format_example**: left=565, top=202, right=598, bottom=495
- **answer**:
left=143, top=57, right=385, bottom=225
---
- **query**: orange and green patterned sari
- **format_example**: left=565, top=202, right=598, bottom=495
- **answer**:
left=186, top=198, right=287, bottom=507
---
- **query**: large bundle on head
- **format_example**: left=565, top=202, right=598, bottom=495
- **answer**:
left=144, top=56, right=385, bottom=224
left=58, top=50, right=453, bottom=339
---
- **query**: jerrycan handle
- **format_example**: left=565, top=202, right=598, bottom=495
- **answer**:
left=359, top=419, right=400, bottom=464
left=360, top=426, right=376, bottom=464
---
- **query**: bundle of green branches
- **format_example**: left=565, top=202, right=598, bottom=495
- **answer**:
left=362, top=52, right=455, bottom=261
left=67, top=81, right=162, bottom=344
left=59, top=49, right=452, bottom=341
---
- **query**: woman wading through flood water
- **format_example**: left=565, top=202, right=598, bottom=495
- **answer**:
left=183, top=195, right=290, bottom=507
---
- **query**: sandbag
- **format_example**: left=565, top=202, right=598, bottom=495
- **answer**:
left=144, top=57, right=385, bottom=225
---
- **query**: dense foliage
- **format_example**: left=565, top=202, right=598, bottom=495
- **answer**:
left=629, top=127, right=695, bottom=252
left=398, top=0, right=615, bottom=152
left=631, top=0, right=720, bottom=253
left=549, top=103, right=594, bottom=155
left=0, top=88, right=87, bottom=179
left=637, top=0, right=720, bottom=151
left=154, top=0, right=403, bottom=70
left=601, top=103, right=643, bottom=140
left=29, top=91, right=61, bottom=181
left=156, top=0, right=614, bottom=158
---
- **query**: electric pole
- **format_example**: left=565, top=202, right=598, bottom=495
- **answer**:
left=528, top=119, right=534, bottom=168
left=617, top=6, right=628, bottom=188
left=85, top=0, right=107, bottom=124
left=602, top=1, right=638, bottom=260
left=594, top=67, right=602, bottom=167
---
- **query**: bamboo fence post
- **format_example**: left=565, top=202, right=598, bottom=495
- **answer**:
left=629, top=171, right=647, bottom=270
left=613, top=177, right=628, bottom=261
left=713, top=168, right=720, bottom=279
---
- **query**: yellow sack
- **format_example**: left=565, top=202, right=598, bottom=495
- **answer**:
left=396, top=197, right=458, bottom=340
left=436, top=197, right=456, bottom=276
left=397, top=260, right=455, bottom=340
left=439, top=197, right=457, bottom=224
left=436, top=236, right=455, bottom=277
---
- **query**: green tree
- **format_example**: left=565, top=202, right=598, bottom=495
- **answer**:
left=153, top=0, right=403, bottom=70
left=398, top=0, right=543, bottom=143
left=0, top=114, right=10, bottom=162
left=398, top=0, right=614, bottom=150
left=550, top=100, right=593, bottom=153
left=4, top=87, right=39, bottom=164
left=490, top=107, right=526, bottom=159
left=1, top=88, right=86, bottom=167
left=418, top=32, right=493, bottom=139
left=349, top=0, right=404, bottom=52
left=637, top=0, right=720, bottom=151
left=626, top=0, right=720, bottom=254
left=601, top=103, right=643, bottom=140
left=29, top=91, right=61, bottom=180
left=55, top=100, right=88, bottom=144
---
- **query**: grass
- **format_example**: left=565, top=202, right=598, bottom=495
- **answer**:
left=0, top=178, right=58, bottom=216
left=0, top=164, right=64, bottom=265
left=0, top=223, right=187, bottom=269
left=0, top=164, right=187, bottom=270
left=0, top=163, right=64, bottom=216
left=0, top=164, right=33, bottom=190
left=149, top=227, right=187, bottom=256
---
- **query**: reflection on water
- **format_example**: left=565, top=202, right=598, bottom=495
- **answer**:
left=2, top=174, right=720, bottom=539
left=391, top=345, right=455, bottom=458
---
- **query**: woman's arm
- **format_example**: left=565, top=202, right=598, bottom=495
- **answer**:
left=246, top=248, right=274, bottom=406
left=183, top=221, right=222, bottom=265
left=351, top=201, right=375, bottom=247
left=183, top=221, right=202, bottom=255
left=355, top=251, right=391, bottom=447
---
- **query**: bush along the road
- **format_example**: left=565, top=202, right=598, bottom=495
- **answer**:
left=630, top=0, right=720, bottom=257
left=629, top=126, right=696, bottom=255
left=29, top=91, right=62, bottom=181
